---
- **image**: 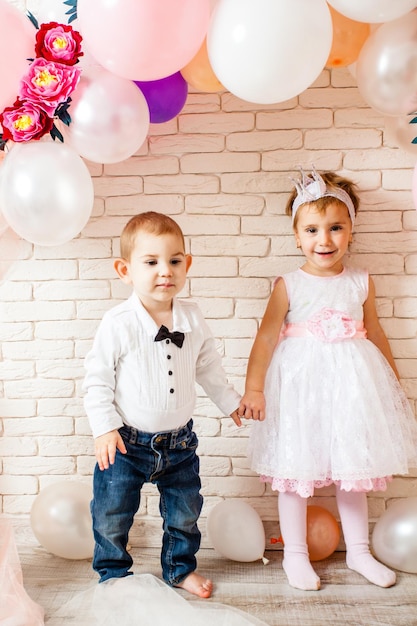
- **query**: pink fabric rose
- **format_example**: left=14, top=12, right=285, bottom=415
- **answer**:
left=306, top=307, right=357, bottom=342
left=35, top=21, right=83, bottom=66
left=19, top=57, right=81, bottom=117
left=0, top=99, right=53, bottom=142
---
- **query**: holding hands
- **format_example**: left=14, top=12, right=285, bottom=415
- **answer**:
left=238, top=390, right=266, bottom=422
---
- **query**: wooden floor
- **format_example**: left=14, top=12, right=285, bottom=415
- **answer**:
left=19, top=546, right=417, bottom=626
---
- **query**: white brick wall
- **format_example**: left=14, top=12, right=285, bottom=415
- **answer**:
left=2, top=0, right=417, bottom=549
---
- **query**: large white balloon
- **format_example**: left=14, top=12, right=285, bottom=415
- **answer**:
left=30, top=481, right=94, bottom=560
left=372, top=497, right=417, bottom=573
left=327, top=0, right=417, bottom=24
left=0, top=141, right=94, bottom=246
left=66, top=67, right=150, bottom=164
left=206, top=500, right=266, bottom=562
left=207, top=0, right=332, bottom=104
left=29, top=0, right=72, bottom=24
left=356, top=11, right=417, bottom=116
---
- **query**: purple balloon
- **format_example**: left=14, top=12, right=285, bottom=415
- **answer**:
left=134, top=72, right=188, bottom=123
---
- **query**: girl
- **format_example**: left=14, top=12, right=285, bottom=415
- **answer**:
left=239, top=169, right=417, bottom=591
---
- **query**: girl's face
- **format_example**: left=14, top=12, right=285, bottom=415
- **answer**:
left=294, top=201, right=353, bottom=276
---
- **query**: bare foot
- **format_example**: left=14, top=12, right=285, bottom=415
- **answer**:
left=176, top=571, right=213, bottom=598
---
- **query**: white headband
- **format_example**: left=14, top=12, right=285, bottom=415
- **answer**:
left=291, top=167, right=356, bottom=227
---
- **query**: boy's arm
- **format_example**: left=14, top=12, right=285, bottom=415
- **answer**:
left=83, top=315, right=125, bottom=438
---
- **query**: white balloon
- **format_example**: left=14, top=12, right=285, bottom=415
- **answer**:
left=66, top=67, right=150, bottom=164
left=372, top=497, right=417, bottom=573
left=0, top=141, right=94, bottom=246
left=327, top=0, right=417, bottom=24
left=31, top=481, right=95, bottom=560
left=356, top=11, right=417, bottom=116
left=29, top=0, right=72, bottom=24
left=207, top=0, right=332, bottom=104
left=206, top=500, right=265, bottom=562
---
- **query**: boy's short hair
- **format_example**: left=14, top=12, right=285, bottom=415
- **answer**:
left=285, top=172, right=360, bottom=228
left=120, top=212, right=185, bottom=260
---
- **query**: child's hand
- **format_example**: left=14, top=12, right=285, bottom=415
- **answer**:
left=94, top=429, right=127, bottom=471
left=230, top=409, right=242, bottom=427
left=238, top=391, right=266, bottom=422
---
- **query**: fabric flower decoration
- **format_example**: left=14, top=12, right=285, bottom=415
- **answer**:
left=306, top=308, right=357, bottom=342
left=19, top=57, right=81, bottom=117
left=0, top=99, right=54, bottom=142
left=35, top=21, right=83, bottom=66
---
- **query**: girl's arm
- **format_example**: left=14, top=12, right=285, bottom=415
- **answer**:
left=363, top=276, right=400, bottom=379
left=239, top=278, right=289, bottom=420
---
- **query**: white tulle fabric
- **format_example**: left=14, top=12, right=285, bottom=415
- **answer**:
left=248, top=267, right=417, bottom=498
left=46, top=574, right=268, bottom=626
left=0, top=518, right=44, bottom=626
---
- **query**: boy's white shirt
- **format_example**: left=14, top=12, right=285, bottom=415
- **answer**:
left=83, top=293, right=241, bottom=438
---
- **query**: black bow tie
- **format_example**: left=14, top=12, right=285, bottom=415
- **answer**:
left=154, top=325, right=185, bottom=348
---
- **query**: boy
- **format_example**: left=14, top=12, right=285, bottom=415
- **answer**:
left=83, top=212, right=242, bottom=598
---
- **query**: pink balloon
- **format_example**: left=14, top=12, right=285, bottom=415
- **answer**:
left=0, top=1, right=36, bottom=111
left=66, top=67, right=150, bottom=164
left=77, top=0, right=210, bottom=81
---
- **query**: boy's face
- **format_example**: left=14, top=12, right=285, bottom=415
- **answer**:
left=114, top=231, right=192, bottom=309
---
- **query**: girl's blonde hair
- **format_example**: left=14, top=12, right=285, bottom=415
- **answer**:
left=285, top=172, right=360, bottom=228
left=120, top=212, right=185, bottom=260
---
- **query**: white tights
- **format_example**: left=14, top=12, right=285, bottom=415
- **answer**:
left=278, top=488, right=396, bottom=591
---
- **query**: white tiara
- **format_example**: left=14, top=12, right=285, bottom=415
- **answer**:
left=291, top=167, right=356, bottom=227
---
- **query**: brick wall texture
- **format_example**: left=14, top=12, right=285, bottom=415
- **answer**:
left=2, top=0, right=417, bottom=549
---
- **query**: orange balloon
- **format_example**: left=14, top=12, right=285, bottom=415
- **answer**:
left=181, top=38, right=224, bottom=93
left=326, top=5, right=370, bottom=68
left=307, top=505, right=340, bottom=561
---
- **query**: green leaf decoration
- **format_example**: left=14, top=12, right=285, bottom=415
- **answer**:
left=50, top=124, right=64, bottom=143
left=63, top=0, right=78, bottom=23
left=0, top=135, right=8, bottom=152
left=26, top=10, right=39, bottom=29
left=56, top=98, right=72, bottom=127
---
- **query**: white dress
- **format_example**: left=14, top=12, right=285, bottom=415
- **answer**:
left=248, top=266, right=417, bottom=498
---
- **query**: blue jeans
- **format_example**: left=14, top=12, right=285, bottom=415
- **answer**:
left=91, top=420, right=203, bottom=586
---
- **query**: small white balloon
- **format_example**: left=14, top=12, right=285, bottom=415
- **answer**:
left=0, top=141, right=94, bottom=246
left=372, top=497, right=417, bottom=573
left=207, top=500, right=266, bottom=562
left=31, top=481, right=94, bottom=560
left=356, top=11, right=417, bottom=116
left=66, top=67, right=150, bottom=164
left=327, top=0, right=417, bottom=24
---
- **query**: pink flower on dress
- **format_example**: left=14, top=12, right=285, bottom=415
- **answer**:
left=35, top=22, right=83, bottom=66
left=306, top=307, right=357, bottom=342
left=19, top=57, right=81, bottom=117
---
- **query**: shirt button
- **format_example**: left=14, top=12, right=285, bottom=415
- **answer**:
left=166, top=339, right=170, bottom=344
left=168, top=370, right=173, bottom=375
left=167, top=355, right=171, bottom=360
left=170, top=388, right=174, bottom=394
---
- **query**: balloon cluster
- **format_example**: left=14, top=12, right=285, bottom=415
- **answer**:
left=2, top=0, right=417, bottom=249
